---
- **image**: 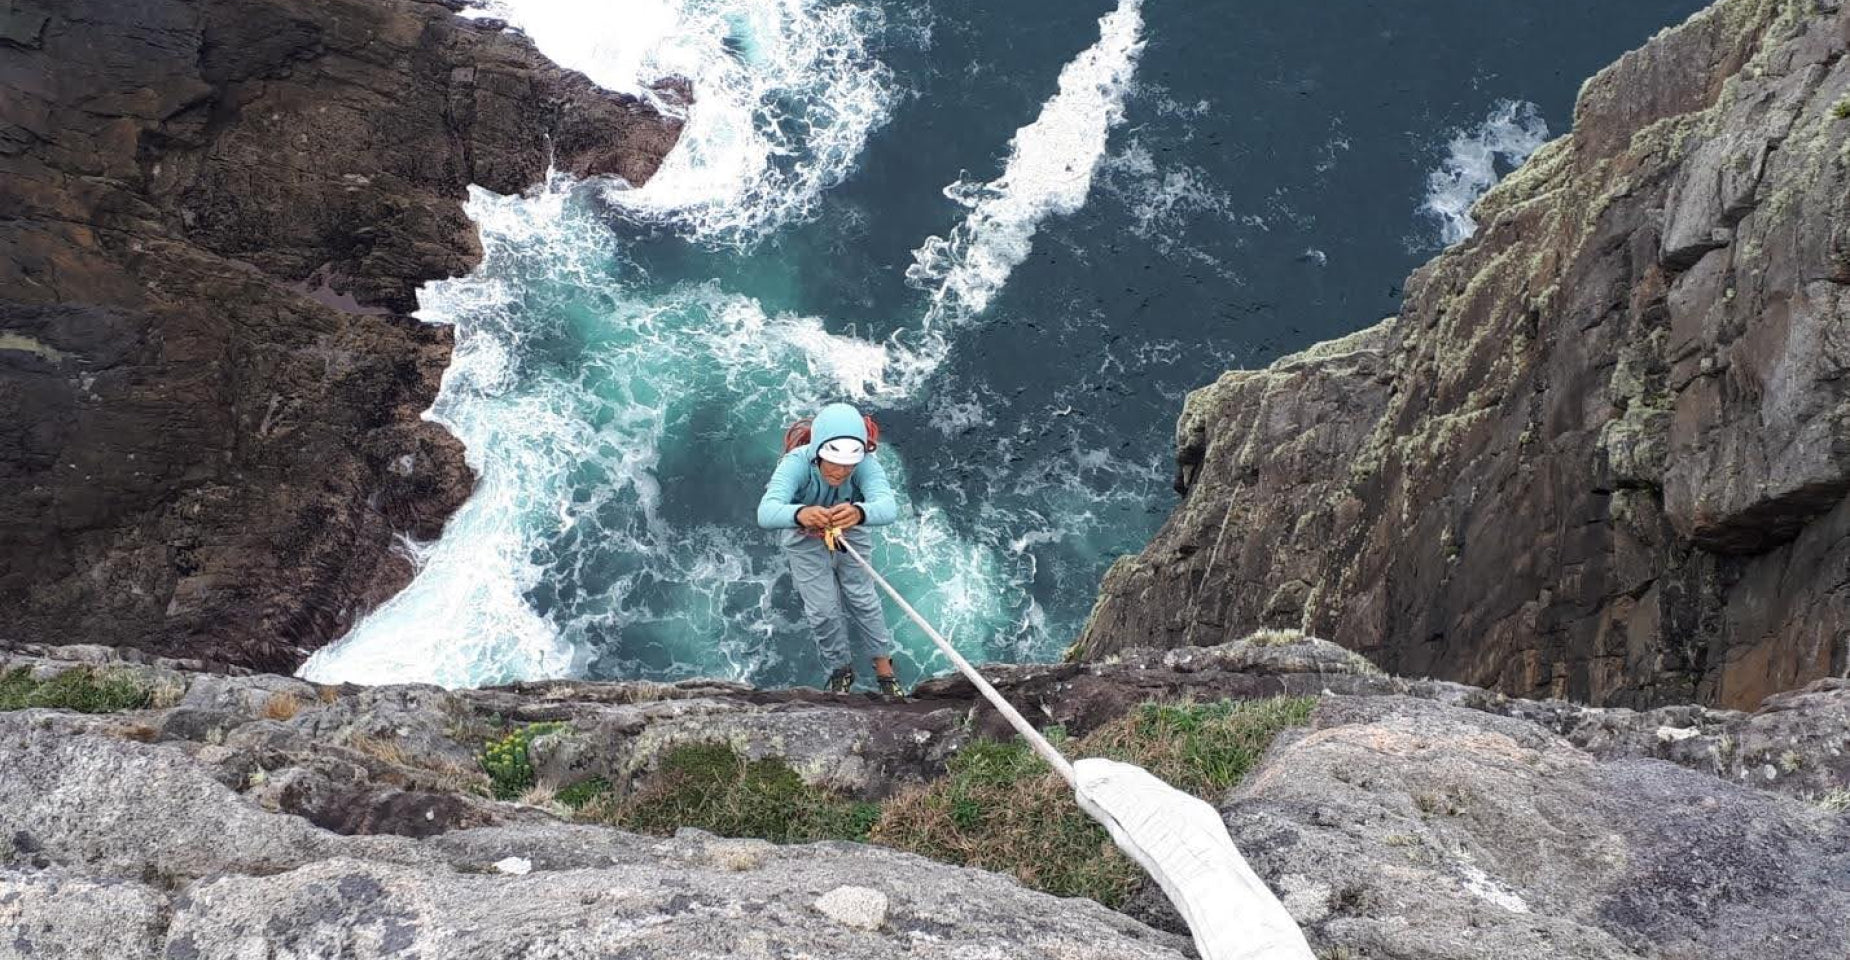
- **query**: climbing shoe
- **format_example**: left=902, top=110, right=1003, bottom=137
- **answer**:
left=871, top=656, right=902, bottom=698
left=826, top=666, right=856, bottom=694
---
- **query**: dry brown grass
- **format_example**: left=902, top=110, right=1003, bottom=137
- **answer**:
left=347, top=734, right=411, bottom=767
left=1242, top=627, right=1307, bottom=647
left=146, top=677, right=187, bottom=709
left=115, top=723, right=160, bottom=743
left=317, top=686, right=341, bottom=704
left=425, top=759, right=494, bottom=797
left=346, top=731, right=490, bottom=795
left=517, top=784, right=558, bottom=807
left=261, top=692, right=302, bottom=721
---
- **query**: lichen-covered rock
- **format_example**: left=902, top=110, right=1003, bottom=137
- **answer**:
left=1078, top=0, right=1850, bottom=710
left=1, top=640, right=1845, bottom=960
left=0, top=722, right=416, bottom=879
left=1220, top=696, right=1850, bottom=960
left=0, top=717, right=1189, bottom=960
left=1539, top=676, right=1850, bottom=800
left=0, top=870, right=169, bottom=960
left=814, top=884, right=891, bottom=930
left=0, top=0, right=681, bottom=672
left=529, top=694, right=968, bottom=801
left=153, top=842, right=1185, bottom=960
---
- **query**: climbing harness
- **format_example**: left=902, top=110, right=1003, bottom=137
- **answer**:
left=838, top=540, right=1316, bottom=960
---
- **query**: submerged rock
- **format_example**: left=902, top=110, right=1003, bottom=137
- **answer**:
left=1077, top=0, right=1850, bottom=710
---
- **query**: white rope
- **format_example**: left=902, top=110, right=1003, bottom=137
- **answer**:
left=838, top=539, right=1075, bottom=785
left=837, top=536, right=1318, bottom=960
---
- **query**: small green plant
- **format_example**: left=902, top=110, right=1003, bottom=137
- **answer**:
left=0, top=667, right=153, bottom=713
left=478, top=722, right=564, bottom=800
left=591, top=743, right=879, bottom=843
left=1833, top=95, right=1850, bottom=120
left=1813, top=788, right=1850, bottom=813
left=555, top=777, right=612, bottom=810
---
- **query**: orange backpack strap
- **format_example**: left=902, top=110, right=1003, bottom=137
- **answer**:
left=862, top=415, right=880, bottom=453
left=782, top=418, right=813, bottom=454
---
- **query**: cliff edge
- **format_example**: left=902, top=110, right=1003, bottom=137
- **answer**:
left=1078, top=0, right=1850, bottom=709
left=4, top=637, right=1845, bottom=958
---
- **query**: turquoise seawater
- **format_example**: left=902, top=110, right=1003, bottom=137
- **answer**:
left=302, top=0, right=1707, bottom=689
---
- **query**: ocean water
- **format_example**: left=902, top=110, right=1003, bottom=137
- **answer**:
left=301, top=0, right=1708, bottom=689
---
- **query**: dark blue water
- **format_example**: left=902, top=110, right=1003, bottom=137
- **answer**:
left=303, top=0, right=1707, bottom=689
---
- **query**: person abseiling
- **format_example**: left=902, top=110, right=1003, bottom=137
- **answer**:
left=755, top=402, right=903, bottom=696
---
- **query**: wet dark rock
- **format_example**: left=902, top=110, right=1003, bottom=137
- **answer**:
left=1078, top=0, right=1850, bottom=709
left=0, top=0, right=682, bottom=672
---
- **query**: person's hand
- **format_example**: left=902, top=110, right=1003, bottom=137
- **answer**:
left=826, top=503, right=863, bottom=529
left=797, top=506, right=834, bottom=530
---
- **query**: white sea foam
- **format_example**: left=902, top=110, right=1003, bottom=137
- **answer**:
left=1102, top=139, right=1237, bottom=249
left=302, top=0, right=1148, bottom=690
left=906, top=0, right=1144, bottom=320
left=1422, top=99, right=1550, bottom=247
left=927, top=389, right=997, bottom=436
left=300, top=0, right=911, bottom=687
left=300, top=181, right=990, bottom=687
left=473, top=0, right=896, bottom=242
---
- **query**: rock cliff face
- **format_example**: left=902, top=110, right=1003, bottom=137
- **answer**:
left=0, top=0, right=680, bottom=670
left=1079, top=0, right=1850, bottom=709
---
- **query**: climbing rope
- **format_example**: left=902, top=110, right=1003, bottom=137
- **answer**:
left=837, top=539, right=1074, bottom=783
left=835, top=538, right=1315, bottom=960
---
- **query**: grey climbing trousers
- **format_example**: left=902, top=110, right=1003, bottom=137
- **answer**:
left=782, top=526, right=894, bottom=669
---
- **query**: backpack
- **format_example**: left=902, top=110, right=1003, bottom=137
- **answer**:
left=782, top=414, right=880, bottom=455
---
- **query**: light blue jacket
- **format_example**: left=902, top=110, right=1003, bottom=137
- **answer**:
left=756, top=402, right=900, bottom=531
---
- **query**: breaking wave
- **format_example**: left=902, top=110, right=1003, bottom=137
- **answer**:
left=905, top=0, right=1144, bottom=321
left=1420, top=98, right=1550, bottom=246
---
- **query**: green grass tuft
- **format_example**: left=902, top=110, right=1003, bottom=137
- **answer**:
left=1814, top=788, right=1850, bottom=813
left=1833, top=95, right=1850, bottom=120
left=1090, top=696, right=1318, bottom=797
left=588, top=743, right=880, bottom=843
left=870, top=724, right=1138, bottom=905
left=0, top=667, right=153, bottom=713
left=478, top=722, right=565, bottom=801
left=555, top=777, right=612, bottom=810
left=869, top=696, right=1318, bottom=908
